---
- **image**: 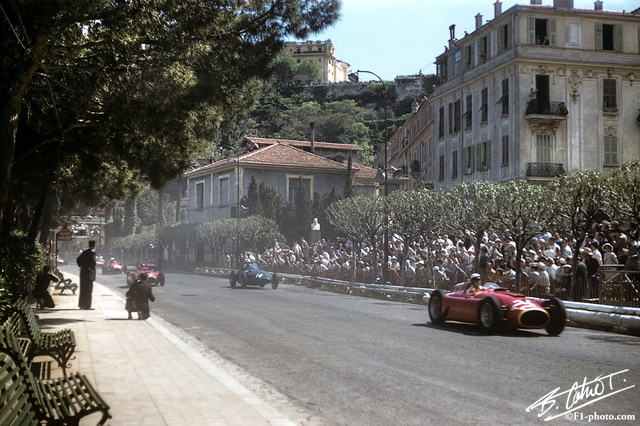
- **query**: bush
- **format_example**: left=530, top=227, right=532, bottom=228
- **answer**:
left=0, top=232, right=46, bottom=321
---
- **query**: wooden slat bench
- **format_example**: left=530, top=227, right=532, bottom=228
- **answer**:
left=0, top=326, right=111, bottom=425
left=12, top=300, right=76, bottom=376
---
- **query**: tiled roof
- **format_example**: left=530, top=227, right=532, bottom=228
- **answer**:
left=185, top=143, right=379, bottom=177
left=244, top=136, right=363, bottom=152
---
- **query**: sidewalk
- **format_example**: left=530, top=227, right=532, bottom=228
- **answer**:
left=36, top=276, right=298, bottom=425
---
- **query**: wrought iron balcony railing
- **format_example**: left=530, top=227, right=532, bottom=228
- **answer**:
left=526, top=162, right=565, bottom=177
left=525, top=100, right=568, bottom=116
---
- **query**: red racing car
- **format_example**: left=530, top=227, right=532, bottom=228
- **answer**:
left=126, top=261, right=165, bottom=287
left=102, top=258, right=124, bottom=275
left=428, top=281, right=566, bottom=335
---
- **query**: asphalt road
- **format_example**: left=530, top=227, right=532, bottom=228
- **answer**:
left=92, top=269, right=640, bottom=425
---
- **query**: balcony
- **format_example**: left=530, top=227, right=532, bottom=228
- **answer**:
left=525, top=100, right=568, bottom=116
left=525, top=100, right=568, bottom=133
left=526, top=162, right=565, bottom=178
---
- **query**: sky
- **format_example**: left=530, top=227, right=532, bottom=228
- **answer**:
left=301, top=0, right=639, bottom=81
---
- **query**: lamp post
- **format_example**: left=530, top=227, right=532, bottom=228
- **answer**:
left=357, top=70, right=389, bottom=283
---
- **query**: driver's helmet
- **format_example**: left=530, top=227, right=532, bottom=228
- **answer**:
left=110, top=258, right=115, bottom=261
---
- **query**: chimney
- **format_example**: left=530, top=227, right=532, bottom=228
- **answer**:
left=475, top=13, right=483, bottom=30
left=449, top=24, right=456, bottom=47
left=530, top=0, right=542, bottom=4
left=494, top=1, right=502, bottom=18
left=594, top=1, right=603, bottom=10
left=309, top=121, right=315, bottom=153
left=554, top=0, right=574, bottom=9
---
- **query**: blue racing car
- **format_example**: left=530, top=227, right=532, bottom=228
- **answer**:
left=229, top=262, right=279, bottom=289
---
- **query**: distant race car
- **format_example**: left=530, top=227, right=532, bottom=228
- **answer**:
left=229, top=262, right=279, bottom=289
left=428, top=282, right=566, bottom=335
left=95, top=256, right=105, bottom=267
left=57, top=257, right=66, bottom=265
left=102, top=258, right=124, bottom=275
left=126, top=261, right=165, bottom=287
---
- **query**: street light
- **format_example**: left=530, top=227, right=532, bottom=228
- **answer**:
left=357, top=70, right=390, bottom=283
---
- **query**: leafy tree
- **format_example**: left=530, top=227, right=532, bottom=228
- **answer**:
left=273, top=56, right=298, bottom=84
left=387, top=189, right=444, bottom=285
left=493, top=181, right=553, bottom=286
left=443, top=181, right=500, bottom=271
left=297, top=58, right=322, bottom=83
left=1, top=0, right=340, bottom=238
left=609, top=160, right=640, bottom=226
left=238, top=216, right=284, bottom=254
left=327, top=195, right=386, bottom=282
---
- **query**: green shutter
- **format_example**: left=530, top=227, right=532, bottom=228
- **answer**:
left=595, top=23, right=603, bottom=51
left=528, top=17, right=536, bottom=44
left=614, top=24, right=623, bottom=52
left=549, top=19, right=557, bottom=46
left=604, top=136, right=619, bottom=166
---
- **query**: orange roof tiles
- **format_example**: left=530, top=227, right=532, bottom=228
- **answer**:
left=244, top=137, right=363, bottom=152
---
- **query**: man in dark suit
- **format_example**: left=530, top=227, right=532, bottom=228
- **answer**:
left=76, top=240, right=97, bottom=309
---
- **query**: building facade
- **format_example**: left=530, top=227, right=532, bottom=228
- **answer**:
left=283, top=40, right=352, bottom=84
left=403, top=0, right=639, bottom=191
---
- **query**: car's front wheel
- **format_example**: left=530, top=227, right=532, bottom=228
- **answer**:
left=229, top=272, right=237, bottom=288
left=477, top=296, right=502, bottom=333
left=543, top=297, right=566, bottom=336
left=158, top=272, right=165, bottom=286
left=271, top=273, right=279, bottom=290
left=428, top=290, right=445, bottom=325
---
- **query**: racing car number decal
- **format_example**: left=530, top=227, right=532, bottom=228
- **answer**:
left=510, top=299, right=540, bottom=311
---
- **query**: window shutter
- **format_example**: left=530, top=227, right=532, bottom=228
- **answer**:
left=486, top=140, right=492, bottom=169
left=507, top=23, right=512, bottom=49
left=528, top=17, right=536, bottom=44
left=497, top=27, right=502, bottom=53
left=614, top=24, right=623, bottom=52
left=595, top=23, right=603, bottom=51
left=549, top=19, right=557, bottom=46
left=604, top=136, right=619, bottom=166
left=470, top=44, right=475, bottom=66
left=486, top=32, right=491, bottom=59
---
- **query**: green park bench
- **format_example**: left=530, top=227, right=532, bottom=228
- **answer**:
left=12, top=299, right=76, bottom=376
left=0, top=325, right=111, bottom=425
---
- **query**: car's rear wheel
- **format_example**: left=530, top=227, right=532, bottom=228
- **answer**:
left=240, top=274, right=247, bottom=288
left=428, top=290, right=445, bottom=325
left=229, top=272, right=237, bottom=288
left=477, top=296, right=502, bottom=333
left=543, top=297, right=566, bottom=336
left=271, top=273, right=279, bottom=289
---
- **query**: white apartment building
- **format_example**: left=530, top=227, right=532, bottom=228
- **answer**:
left=283, top=40, right=352, bottom=84
left=392, top=0, right=640, bottom=191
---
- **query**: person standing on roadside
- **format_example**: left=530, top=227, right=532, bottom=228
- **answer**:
left=76, top=240, right=97, bottom=310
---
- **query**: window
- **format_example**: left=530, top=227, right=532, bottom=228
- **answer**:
left=465, top=45, right=474, bottom=68
left=287, top=175, right=312, bottom=203
left=497, top=22, right=512, bottom=53
left=477, top=35, right=489, bottom=63
left=604, top=136, right=619, bottom=166
left=596, top=23, right=622, bottom=52
left=195, top=181, right=204, bottom=210
left=603, top=78, right=617, bottom=109
left=476, top=141, right=491, bottom=171
left=480, top=88, right=488, bottom=123
left=454, top=99, right=461, bottom=133
left=536, top=134, right=553, bottom=163
left=501, top=135, right=509, bottom=166
left=438, top=155, right=445, bottom=182
left=438, top=106, right=445, bottom=138
left=496, top=79, right=509, bottom=115
left=218, top=175, right=229, bottom=206
left=448, top=103, right=454, bottom=135
left=464, top=94, right=473, bottom=129
left=452, top=151, right=458, bottom=179
left=527, top=17, right=556, bottom=45
left=463, top=146, right=475, bottom=175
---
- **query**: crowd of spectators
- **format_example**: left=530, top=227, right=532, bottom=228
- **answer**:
left=250, top=220, right=639, bottom=303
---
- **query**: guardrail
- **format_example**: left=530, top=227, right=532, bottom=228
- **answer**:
left=195, top=267, right=640, bottom=336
